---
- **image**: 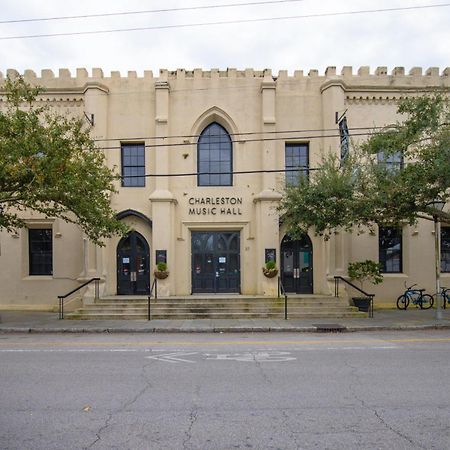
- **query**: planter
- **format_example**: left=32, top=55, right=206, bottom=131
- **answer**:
left=352, top=297, right=371, bottom=312
left=154, top=270, right=169, bottom=280
left=262, top=267, right=279, bottom=278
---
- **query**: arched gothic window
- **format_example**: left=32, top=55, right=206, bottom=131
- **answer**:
left=197, top=122, right=232, bottom=186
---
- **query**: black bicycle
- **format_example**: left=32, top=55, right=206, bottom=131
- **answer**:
left=432, top=287, right=450, bottom=310
left=396, top=284, right=434, bottom=310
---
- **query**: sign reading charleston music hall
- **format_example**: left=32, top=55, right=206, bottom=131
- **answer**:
left=188, top=197, right=243, bottom=215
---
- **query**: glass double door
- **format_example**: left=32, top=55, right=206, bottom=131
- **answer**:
left=192, top=231, right=240, bottom=293
left=281, top=235, right=313, bottom=294
left=117, top=231, right=150, bottom=295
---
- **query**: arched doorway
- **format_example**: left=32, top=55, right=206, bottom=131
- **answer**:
left=281, top=234, right=313, bottom=294
left=117, top=231, right=150, bottom=295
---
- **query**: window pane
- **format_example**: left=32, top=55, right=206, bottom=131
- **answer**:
left=29, top=229, right=53, bottom=275
left=121, top=144, right=145, bottom=187
left=285, top=144, right=309, bottom=186
left=197, top=123, right=232, bottom=186
left=379, top=227, right=402, bottom=273
left=442, top=227, right=450, bottom=273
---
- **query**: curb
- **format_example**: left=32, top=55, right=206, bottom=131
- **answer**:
left=1, top=324, right=450, bottom=334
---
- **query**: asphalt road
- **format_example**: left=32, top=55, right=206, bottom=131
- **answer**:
left=1, top=331, right=450, bottom=450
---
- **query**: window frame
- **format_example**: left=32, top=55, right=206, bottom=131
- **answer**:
left=197, top=122, right=233, bottom=187
left=377, top=151, right=404, bottom=172
left=285, top=143, right=309, bottom=186
left=121, top=143, right=146, bottom=187
left=378, top=226, right=403, bottom=273
left=441, top=226, right=450, bottom=273
left=28, top=228, right=53, bottom=276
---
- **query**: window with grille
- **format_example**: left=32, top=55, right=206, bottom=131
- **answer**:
left=285, top=143, right=309, bottom=186
left=197, top=123, right=232, bottom=186
left=29, top=229, right=53, bottom=276
left=121, top=143, right=145, bottom=187
left=379, top=226, right=402, bottom=273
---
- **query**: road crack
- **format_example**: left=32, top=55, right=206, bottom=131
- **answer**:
left=344, top=359, right=426, bottom=449
left=84, top=360, right=153, bottom=449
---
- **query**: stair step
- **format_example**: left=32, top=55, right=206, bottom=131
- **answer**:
left=66, top=294, right=362, bottom=320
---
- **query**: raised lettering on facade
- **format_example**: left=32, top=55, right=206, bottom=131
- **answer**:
left=188, top=197, right=243, bottom=215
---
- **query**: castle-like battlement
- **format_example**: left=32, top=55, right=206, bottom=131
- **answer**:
left=1, top=66, right=449, bottom=85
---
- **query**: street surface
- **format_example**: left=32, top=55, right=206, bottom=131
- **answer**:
left=1, top=330, right=450, bottom=449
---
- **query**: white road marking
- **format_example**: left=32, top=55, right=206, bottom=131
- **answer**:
left=145, top=352, right=198, bottom=363
left=205, top=351, right=296, bottom=362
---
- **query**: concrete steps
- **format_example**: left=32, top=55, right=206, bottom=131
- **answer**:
left=66, top=295, right=366, bottom=320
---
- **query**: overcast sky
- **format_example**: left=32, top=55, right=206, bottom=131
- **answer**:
left=0, top=0, right=449, bottom=76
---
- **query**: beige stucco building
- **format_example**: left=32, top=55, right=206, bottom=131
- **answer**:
left=0, top=66, right=449, bottom=310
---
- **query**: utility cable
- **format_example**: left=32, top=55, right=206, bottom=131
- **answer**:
left=0, top=0, right=307, bottom=24
left=98, top=130, right=382, bottom=150
left=0, top=4, right=448, bottom=40
left=93, top=126, right=386, bottom=143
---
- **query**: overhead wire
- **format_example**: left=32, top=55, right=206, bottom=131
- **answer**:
left=1, top=4, right=448, bottom=40
left=0, top=0, right=307, bottom=24
left=98, top=130, right=385, bottom=151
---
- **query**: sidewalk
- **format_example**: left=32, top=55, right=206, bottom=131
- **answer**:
left=1, top=309, right=450, bottom=333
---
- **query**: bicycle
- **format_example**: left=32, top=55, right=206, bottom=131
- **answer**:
left=396, top=284, right=434, bottom=310
left=432, top=287, right=450, bottom=310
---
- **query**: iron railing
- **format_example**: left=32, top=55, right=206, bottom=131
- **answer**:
left=58, top=277, right=100, bottom=319
left=334, top=276, right=374, bottom=318
left=277, top=276, right=288, bottom=320
left=147, top=278, right=158, bottom=321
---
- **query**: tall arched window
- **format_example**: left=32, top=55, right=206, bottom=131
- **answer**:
left=197, top=122, right=232, bottom=186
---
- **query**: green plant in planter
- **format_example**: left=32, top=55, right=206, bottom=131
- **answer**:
left=154, top=262, right=169, bottom=279
left=347, top=260, right=383, bottom=311
left=347, top=260, right=383, bottom=291
left=262, top=260, right=278, bottom=278
left=156, top=262, right=167, bottom=272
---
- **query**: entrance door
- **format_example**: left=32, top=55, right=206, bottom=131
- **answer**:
left=281, top=235, right=313, bottom=294
left=117, top=232, right=150, bottom=295
left=192, top=231, right=240, bottom=293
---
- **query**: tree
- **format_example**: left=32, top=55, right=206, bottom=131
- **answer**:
left=279, top=92, right=450, bottom=239
left=0, top=76, right=128, bottom=245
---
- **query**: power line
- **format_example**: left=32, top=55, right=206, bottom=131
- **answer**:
left=1, top=4, right=448, bottom=40
left=0, top=0, right=306, bottom=24
left=93, top=126, right=385, bottom=143
left=99, top=131, right=382, bottom=150
left=121, top=167, right=314, bottom=179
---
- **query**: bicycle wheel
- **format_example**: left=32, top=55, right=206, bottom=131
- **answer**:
left=444, top=290, right=450, bottom=310
left=397, top=294, right=409, bottom=310
left=419, top=294, right=433, bottom=310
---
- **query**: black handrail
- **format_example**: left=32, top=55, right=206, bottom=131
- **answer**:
left=334, top=276, right=374, bottom=318
left=147, top=278, right=158, bottom=321
left=278, top=276, right=288, bottom=320
left=58, top=277, right=100, bottom=319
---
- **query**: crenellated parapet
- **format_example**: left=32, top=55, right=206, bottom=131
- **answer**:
left=0, top=67, right=448, bottom=107
left=0, top=66, right=448, bottom=84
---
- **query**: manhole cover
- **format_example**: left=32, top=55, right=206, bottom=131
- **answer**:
left=313, top=324, right=346, bottom=333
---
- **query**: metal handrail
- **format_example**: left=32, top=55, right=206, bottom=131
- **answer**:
left=278, top=276, right=288, bottom=320
left=58, top=277, right=100, bottom=319
left=147, top=278, right=158, bottom=321
left=334, top=276, right=374, bottom=318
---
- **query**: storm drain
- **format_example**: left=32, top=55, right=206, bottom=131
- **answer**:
left=313, top=324, right=346, bottom=333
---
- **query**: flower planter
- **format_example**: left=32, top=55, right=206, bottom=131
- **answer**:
left=262, top=267, right=279, bottom=278
left=154, top=270, right=169, bottom=280
left=352, top=297, right=371, bottom=312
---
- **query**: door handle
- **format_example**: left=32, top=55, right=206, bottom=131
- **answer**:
left=131, top=271, right=137, bottom=282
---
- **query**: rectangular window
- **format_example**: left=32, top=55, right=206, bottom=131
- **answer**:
left=29, top=229, right=53, bottom=276
left=285, top=143, right=309, bottom=186
left=121, top=143, right=145, bottom=187
left=377, top=151, right=403, bottom=172
left=379, top=226, right=402, bottom=273
left=442, top=227, right=450, bottom=273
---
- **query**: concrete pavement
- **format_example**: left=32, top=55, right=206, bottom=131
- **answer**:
left=1, top=308, right=450, bottom=333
